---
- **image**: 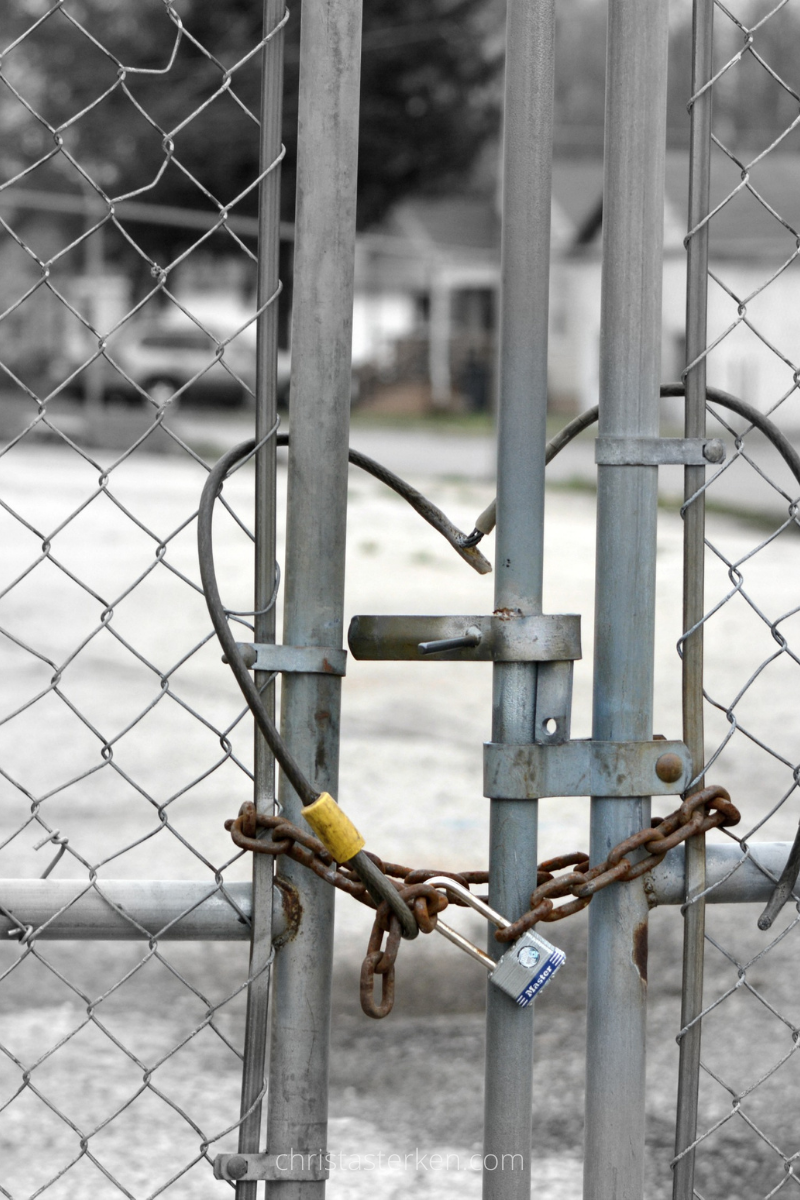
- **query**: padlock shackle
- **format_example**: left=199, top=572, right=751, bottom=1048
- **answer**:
left=424, top=876, right=512, bottom=930
left=425, top=875, right=513, bottom=969
left=434, top=917, right=496, bottom=971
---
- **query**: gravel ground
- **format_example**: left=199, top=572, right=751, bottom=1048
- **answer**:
left=0, top=432, right=798, bottom=1198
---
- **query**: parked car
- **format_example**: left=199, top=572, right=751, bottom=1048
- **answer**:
left=71, top=319, right=291, bottom=408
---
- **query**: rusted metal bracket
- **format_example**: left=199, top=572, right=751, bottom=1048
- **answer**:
left=594, top=435, right=725, bottom=466
left=347, top=612, right=581, bottom=663
left=223, top=642, right=347, bottom=675
left=214, top=1152, right=328, bottom=1182
left=484, top=739, right=691, bottom=799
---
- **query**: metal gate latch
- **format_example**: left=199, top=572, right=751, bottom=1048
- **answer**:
left=425, top=876, right=565, bottom=1007
left=349, top=612, right=581, bottom=743
left=348, top=612, right=580, bottom=663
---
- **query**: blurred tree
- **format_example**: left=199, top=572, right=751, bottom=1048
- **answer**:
left=352, top=0, right=502, bottom=226
left=2, top=0, right=501, bottom=254
left=553, top=0, right=800, bottom=154
left=554, top=0, right=607, bottom=152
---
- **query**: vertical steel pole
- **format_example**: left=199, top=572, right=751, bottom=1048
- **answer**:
left=483, top=2, right=555, bottom=1197
left=673, top=1, right=714, bottom=1195
left=583, top=0, right=669, bottom=1195
left=235, top=4, right=284, bottom=1197
left=265, top=0, right=362, bottom=1195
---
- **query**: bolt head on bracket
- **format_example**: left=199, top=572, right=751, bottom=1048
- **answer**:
left=594, top=435, right=725, bottom=467
left=214, top=1153, right=329, bottom=1182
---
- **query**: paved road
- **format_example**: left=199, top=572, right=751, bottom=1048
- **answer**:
left=0, top=433, right=797, bottom=1199
left=347, top=423, right=800, bottom=529
left=17, top=395, right=798, bottom=527
left=170, top=407, right=800, bottom=528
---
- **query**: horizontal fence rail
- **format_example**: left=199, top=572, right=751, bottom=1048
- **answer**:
left=0, top=840, right=795, bottom=939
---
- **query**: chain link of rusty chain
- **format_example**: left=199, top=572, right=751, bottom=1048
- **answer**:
left=226, top=784, right=739, bottom=1017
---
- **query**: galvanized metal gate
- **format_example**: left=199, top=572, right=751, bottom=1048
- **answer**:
left=1, top=1, right=800, bottom=1199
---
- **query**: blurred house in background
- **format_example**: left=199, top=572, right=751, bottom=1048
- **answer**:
left=0, top=189, right=288, bottom=408
left=2, top=152, right=799, bottom=422
left=353, top=198, right=501, bottom=413
left=353, top=152, right=800, bottom=426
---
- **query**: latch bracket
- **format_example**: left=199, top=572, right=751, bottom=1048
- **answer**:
left=595, top=436, right=725, bottom=466
left=214, top=1153, right=328, bottom=1182
left=484, top=739, right=692, bottom=799
left=224, top=642, right=347, bottom=676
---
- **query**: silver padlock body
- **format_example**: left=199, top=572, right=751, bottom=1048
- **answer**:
left=489, top=929, right=566, bottom=1007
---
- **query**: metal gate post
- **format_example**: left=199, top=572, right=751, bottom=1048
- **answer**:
left=236, top=3, right=284, bottom=1195
left=583, top=0, right=670, bottom=1195
left=483, top=1, right=555, bottom=1196
left=673, top=0, right=714, bottom=1193
left=265, top=0, right=362, bottom=1195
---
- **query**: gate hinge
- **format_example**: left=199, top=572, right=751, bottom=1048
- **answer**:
left=214, top=1152, right=329, bottom=1182
left=484, top=739, right=692, bottom=799
left=594, top=436, right=725, bottom=466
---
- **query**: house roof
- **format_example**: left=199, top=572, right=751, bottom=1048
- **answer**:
left=386, top=195, right=501, bottom=253
left=365, top=150, right=800, bottom=267
left=557, top=150, right=800, bottom=261
left=663, top=150, right=800, bottom=260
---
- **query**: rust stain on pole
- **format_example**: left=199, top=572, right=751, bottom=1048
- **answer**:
left=633, top=921, right=648, bottom=983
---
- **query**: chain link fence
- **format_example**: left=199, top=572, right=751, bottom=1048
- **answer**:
left=4, top=1, right=800, bottom=1199
left=676, top=1, right=800, bottom=1195
left=0, top=2, right=283, bottom=1194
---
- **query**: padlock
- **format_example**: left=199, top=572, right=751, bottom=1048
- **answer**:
left=424, top=875, right=565, bottom=1007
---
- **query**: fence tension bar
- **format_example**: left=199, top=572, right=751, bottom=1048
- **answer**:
left=233, top=1, right=285, bottom=1196
left=673, top=0, right=715, bottom=1193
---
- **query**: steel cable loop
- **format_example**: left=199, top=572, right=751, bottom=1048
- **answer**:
left=213, top=402, right=753, bottom=1010
left=199, top=438, right=316, bottom=805
left=200, top=441, right=417, bottom=937
left=272, top=433, right=492, bottom=572
left=464, top=384, right=800, bottom=546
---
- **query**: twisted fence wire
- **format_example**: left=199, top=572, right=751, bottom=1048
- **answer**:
left=676, top=2, right=800, bottom=1194
left=6, top=1, right=800, bottom=1197
left=0, top=1, right=285, bottom=1195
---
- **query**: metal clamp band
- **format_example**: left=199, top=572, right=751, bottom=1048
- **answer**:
left=214, top=1153, right=329, bottom=1182
left=224, top=642, right=347, bottom=675
left=483, top=739, right=692, bottom=799
left=595, top=436, right=725, bottom=466
left=348, top=613, right=581, bottom=663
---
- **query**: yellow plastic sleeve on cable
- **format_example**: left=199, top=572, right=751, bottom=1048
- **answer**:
left=302, top=792, right=366, bottom=863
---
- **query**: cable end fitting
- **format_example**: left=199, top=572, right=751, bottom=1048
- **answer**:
left=302, top=793, right=366, bottom=864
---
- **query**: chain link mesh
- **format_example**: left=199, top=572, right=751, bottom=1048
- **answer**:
left=4, top=1, right=800, bottom=1197
left=0, top=1, right=284, bottom=1194
left=676, top=2, right=800, bottom=1195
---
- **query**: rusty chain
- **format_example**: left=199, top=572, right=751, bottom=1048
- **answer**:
left=227, top=784, right=739, bottom=1017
